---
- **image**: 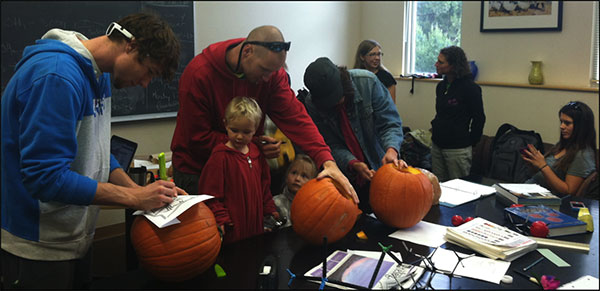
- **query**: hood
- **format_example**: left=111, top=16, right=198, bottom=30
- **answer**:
left=212, top=142, right=261, bottom=160
left=202, top=37, right=245, bottom=80
left=16, top=29, right=101, bottom=94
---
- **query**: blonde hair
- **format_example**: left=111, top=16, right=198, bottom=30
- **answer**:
left=224, top=97, right=263, bottom=129
left=285, top=154, right=317, bottom=179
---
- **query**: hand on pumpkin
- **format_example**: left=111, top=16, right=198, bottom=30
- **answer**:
left=258, top=135, right=282, bottom=159
left=381, top=148, right=406, bottom=168
left=318, top=160, right=360, bottom=204
left=352, top=162, right=376, bottom=181
left=134, top=180, right=181, bottom=210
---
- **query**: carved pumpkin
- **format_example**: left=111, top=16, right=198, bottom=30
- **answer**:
left=130, top=202, right=221, bottom=282
left=370, top=165, right=433, bottom=228
left=291, top=177, right=361, bottom=245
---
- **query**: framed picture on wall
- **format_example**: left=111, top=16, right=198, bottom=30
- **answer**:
left=480, top=1, right=563, bottom=32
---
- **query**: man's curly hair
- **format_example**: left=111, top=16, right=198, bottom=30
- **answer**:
left=109, top=13, right=180, bottom=81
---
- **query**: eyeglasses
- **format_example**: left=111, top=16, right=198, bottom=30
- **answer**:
left=245, top=41, right=291, bottom=52
left=106, top=22, right=134, bottom=40
left=367, top=52, right=384, bottom=57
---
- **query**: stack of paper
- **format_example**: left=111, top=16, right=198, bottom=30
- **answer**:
left=439, top=179, right=496, bottom=207
left=493, top=183, right=561, bottom=209
left=445, top=217, right=537, bottom=261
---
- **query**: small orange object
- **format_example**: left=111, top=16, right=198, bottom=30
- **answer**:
left=356, top=231, right=368, bottom=240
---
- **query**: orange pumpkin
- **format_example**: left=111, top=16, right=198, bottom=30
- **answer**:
left=291, top=178, right=361, bottom=245
left=370, top=165, right=433, bottom=228
left=130, top=202, right=221, bottom=282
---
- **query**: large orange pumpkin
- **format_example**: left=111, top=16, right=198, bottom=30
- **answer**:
left=130, top=202, right=221, bottom=282
left=291, top=178, right=361, bottom=245
left=370, top=165, right=433, bottom=228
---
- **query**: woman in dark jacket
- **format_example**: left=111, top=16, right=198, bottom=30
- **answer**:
left=430, top=46, right=486, bottom=182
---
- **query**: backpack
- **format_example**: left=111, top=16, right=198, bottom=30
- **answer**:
left=489, top=123, right=544, bottom=182
left=400, top=129, right=432, bottom=171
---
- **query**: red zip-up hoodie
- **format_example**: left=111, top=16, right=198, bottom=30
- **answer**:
left=171, top=38, right=333, bottom=175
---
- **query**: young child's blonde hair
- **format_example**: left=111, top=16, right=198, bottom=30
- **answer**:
left=224, top=97, right=262, bottom=129
left=285, top=154, right=317, bottom=180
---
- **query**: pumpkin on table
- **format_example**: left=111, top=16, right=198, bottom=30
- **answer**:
left=291, top=177, right=361, bottom=245
left=370, top=165, right=433, bottom=228
left=130, top=202, right=221, bottom=282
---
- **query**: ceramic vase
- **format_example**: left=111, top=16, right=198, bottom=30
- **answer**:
left=528, top=61, right=544, bottom=85
left=469, top=61, right=478, bottom=81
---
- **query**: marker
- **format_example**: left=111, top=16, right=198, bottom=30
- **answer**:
left=260, top=140, right=287, bottom=144
left=523, top=257, right=544, bottom=271
left=514, top=270, right=540, bottom=286
left=158, top=152, right=168, bottom=181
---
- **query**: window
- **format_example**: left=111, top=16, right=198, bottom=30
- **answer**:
left=403, top=1, right=462, bottom=74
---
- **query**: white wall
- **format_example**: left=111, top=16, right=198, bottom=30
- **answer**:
left=193, top=1, right=361, bottom=92
left=361, top=1, right=599, bottom=145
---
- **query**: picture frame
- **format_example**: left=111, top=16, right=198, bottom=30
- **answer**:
left=480, top=1, right=563, bottom=32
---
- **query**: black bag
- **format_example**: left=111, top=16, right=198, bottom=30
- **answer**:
left=489, top=123, right=544, bottom=182
left=401, top=133, right=432, bottom=171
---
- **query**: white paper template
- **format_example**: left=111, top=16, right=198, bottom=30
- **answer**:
left=388, top=220, right=448, bottom=248
left=132, top=194, right=213, bottom=228
left=429, top=247, right=511, bottom=284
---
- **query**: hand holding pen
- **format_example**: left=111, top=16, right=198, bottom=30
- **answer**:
left=258, top=135, right=284, bottom=159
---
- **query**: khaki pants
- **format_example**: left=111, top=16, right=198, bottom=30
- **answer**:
left=431, top=143, right=472, bottom=182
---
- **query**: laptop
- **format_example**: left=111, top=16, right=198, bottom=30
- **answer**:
left=110, top=135, right=138, bottom=172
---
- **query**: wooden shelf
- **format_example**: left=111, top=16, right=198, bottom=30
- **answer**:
left=397, top=77, right=599, bottom=93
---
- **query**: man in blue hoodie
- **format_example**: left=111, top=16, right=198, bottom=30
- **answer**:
left=1, top=13, right=184, bottom=289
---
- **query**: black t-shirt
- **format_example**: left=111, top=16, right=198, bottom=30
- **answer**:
left=375, top=69, right=397, bottom=88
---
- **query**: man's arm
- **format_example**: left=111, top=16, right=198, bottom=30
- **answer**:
left=265, top=70, right=358, bottom=203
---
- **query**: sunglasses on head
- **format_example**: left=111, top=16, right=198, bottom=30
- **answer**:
left=567, top=101, right=581, bottom=110
left=245, top=41, right=291, bottom=52
left=106, top=22, right=134, bottom=41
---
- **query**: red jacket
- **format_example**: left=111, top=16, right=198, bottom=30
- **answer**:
left=171, top=38, right=333, bottom=175
left=199, top=142, right=276, bottom=244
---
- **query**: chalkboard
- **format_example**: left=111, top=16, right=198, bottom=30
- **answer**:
left=1, top=1, right=194, bottom=121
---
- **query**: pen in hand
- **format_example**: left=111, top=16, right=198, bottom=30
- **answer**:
left=260, top=140, right=287, bottom=144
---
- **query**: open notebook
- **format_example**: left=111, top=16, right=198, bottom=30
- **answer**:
left=439, top=179, right=496, bottom=207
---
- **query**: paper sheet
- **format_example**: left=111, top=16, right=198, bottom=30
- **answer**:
left=133, top=159, right=171, bottom=170
left=388, top=220, right=448, bottom=248
left=498, top=183, right=551, bottom=194
left=558, top=275, right=599, bottom=289
left=429, top=247, right=511, bottom=284
left=438, top=179, right=496, bottom=207
left=442, top=179, right=496, bottom=195
left=133, top=194, right=213, bottom=228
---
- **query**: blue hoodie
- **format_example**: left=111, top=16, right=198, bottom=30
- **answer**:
left=1, top=29, right=119, bottom=260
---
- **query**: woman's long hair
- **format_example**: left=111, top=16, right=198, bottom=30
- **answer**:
left=549, top=101, right=597, bottom=172
left=439, top=46, right=471, bottom=79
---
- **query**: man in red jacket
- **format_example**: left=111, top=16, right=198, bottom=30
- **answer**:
left=171, top=25, right=358, bottom=203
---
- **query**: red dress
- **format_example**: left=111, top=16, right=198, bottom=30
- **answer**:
left=199, top=142, right=276, bottom=244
